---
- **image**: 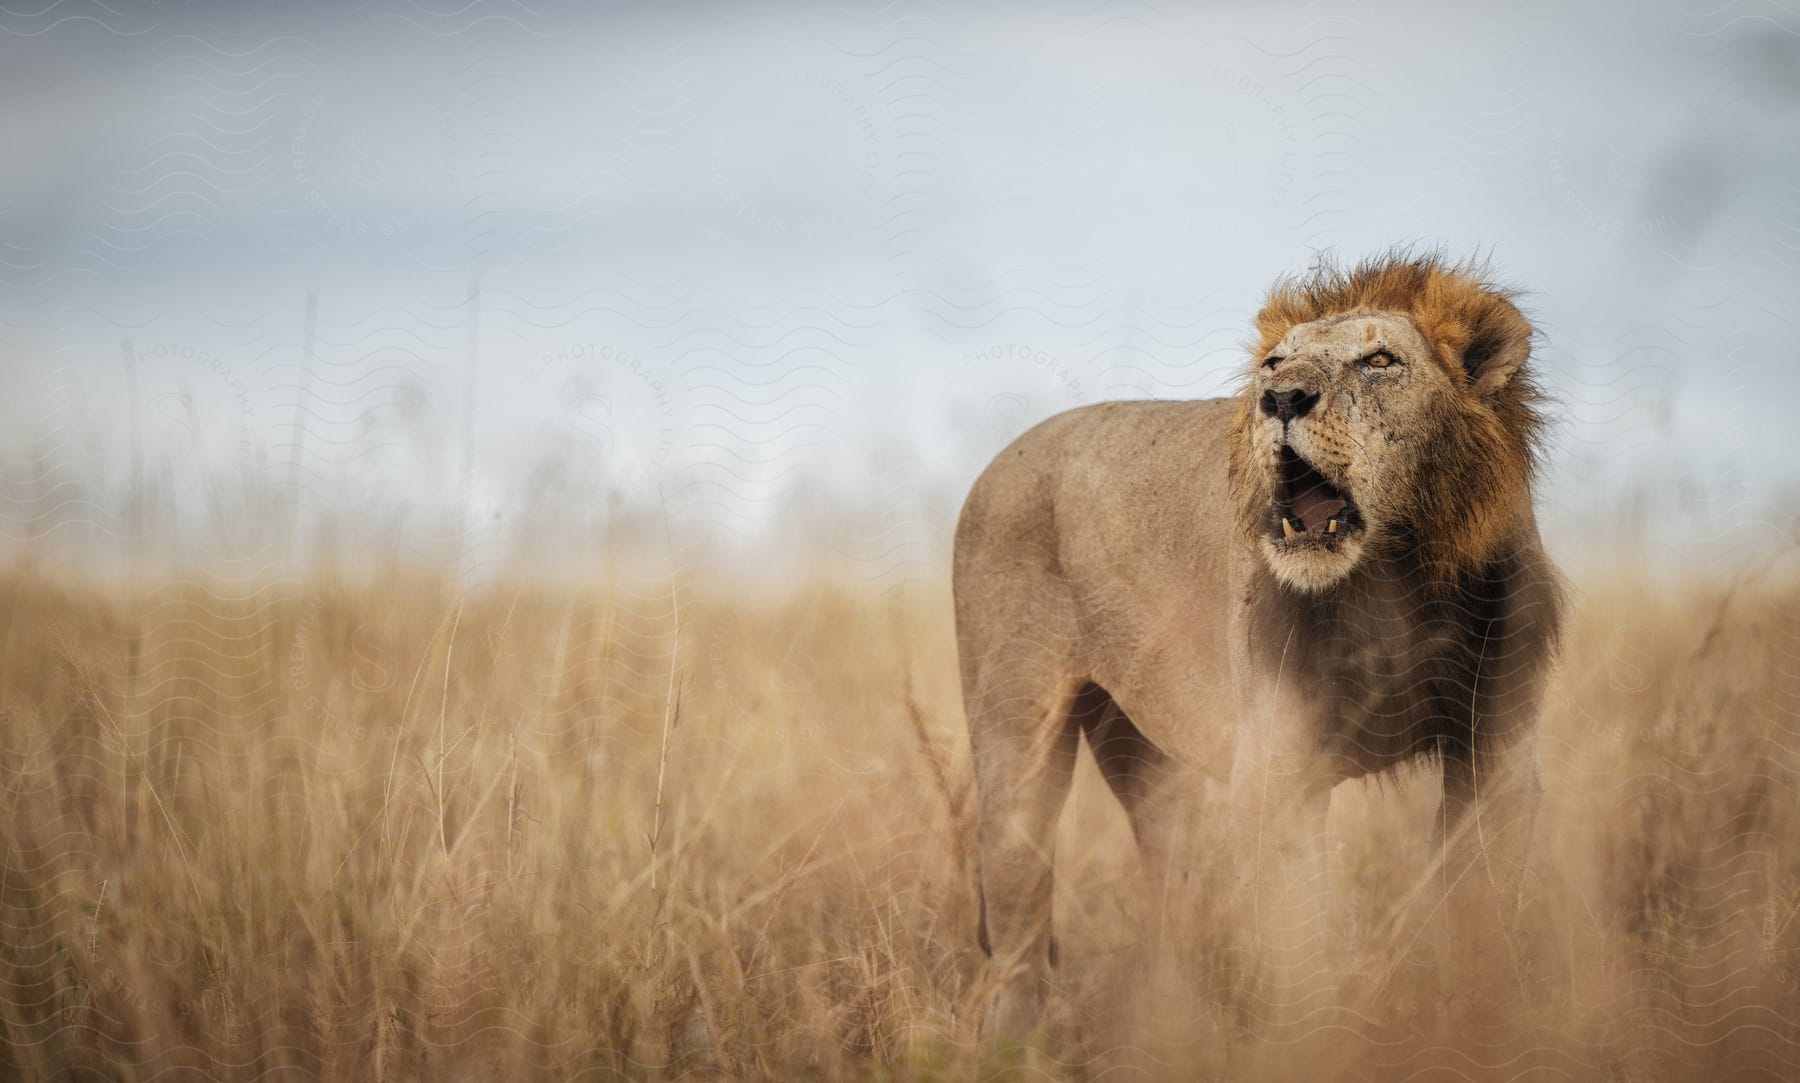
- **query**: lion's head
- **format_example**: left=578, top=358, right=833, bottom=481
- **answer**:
left=1230, top=252, right=1548, bottom=593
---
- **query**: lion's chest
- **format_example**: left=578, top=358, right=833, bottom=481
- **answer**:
left=1285, top=592, right=1501, bottom=777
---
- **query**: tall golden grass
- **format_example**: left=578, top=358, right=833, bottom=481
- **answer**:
left=1, top=555, right=1797, bottom=1080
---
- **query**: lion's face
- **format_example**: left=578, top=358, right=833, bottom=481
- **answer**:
left=1230, top=256, right=1545, bottom=593
left=1244, top=312, right=1430, bottom=590
left=1238, top=288, right=1543, bottom=593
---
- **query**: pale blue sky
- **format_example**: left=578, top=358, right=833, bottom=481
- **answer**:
left=4, top=0, right=1798, bottom=577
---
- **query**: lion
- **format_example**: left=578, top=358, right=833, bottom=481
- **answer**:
left=952, top=252, right=1564, bottom=1035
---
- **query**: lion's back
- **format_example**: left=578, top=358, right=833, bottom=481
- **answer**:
left=952, top=397, right=1238, bottom=632
left=954, top=398, right=1236, bottom=566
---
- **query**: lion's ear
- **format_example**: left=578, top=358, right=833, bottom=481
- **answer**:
left=1459, top=295, right=1533, bottom=396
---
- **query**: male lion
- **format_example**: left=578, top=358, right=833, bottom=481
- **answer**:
left=953, top=252, right=1564, bottom=1035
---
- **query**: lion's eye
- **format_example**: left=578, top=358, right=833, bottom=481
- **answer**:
left=1360, top=350, right=1398, bottom=369
left=1262, top=355, right=1284, bottom=369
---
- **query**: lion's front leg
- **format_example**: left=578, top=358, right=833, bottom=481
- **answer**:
left=1226, top=707, right=1336, bottom=1025
left=1431, top=731, right=1544, bottom=989
left=1435, top=730, right=1542, bottom=916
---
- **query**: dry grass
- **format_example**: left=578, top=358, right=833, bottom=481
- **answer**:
left=0, top=555, right=1797, bottom=1080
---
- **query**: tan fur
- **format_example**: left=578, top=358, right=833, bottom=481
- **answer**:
left=954, top=252, right=1564, bottom=1036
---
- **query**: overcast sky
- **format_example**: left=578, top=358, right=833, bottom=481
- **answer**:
left=5, top=0, right=1798, bottom=579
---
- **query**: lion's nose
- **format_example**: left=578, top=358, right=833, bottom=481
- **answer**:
left=1260, top=387, right=1318, bottom=422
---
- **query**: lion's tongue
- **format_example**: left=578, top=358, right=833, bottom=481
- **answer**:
left=1291, top=486, right=1346, bottom=533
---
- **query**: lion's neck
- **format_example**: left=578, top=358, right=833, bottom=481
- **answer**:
left=1248, top=544, right=1558, bottom=778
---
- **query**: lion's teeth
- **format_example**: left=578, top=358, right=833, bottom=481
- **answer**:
left=1326, top=519, right=1339, bottom=534
left=1282, top=518, right=1297, bottom=538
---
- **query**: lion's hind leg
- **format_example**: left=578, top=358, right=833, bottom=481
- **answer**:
left=962, top=571, right=1083, bottom=1039
left=1072, top=684, right=1191, bottom=902
left=970, top=675, right=1079, bottom=1038
left=1072, top=683, right=1168, bottom=838
left=1073, top=685, right=1244, bottom=1067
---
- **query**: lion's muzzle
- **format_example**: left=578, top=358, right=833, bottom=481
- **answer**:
left=1271, top=445, right=1362, bottom=544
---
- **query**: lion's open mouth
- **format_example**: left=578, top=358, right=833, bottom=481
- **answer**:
left=1272, top=446, right=1362, bottom=541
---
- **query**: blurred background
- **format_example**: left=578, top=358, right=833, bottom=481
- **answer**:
left=6, top=0, right=1800, bottom=585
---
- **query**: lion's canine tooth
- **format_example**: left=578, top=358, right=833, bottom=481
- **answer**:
left=1281, top=518, right=1297, bottom=538
left=1326, top=519, right=1339, bottom=534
